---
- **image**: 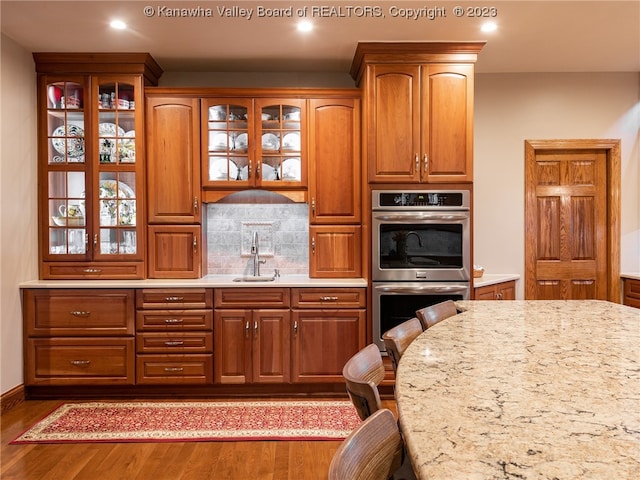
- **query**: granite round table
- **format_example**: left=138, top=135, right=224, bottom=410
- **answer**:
left=396, top=300, right=640, bottom=479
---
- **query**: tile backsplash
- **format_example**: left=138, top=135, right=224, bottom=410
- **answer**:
left=206, top=203, right=309, bottom=276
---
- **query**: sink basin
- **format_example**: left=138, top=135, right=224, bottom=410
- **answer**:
left=232, top=276, right=276, bottom=282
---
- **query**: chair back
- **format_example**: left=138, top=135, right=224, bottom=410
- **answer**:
left=328, top=409, right=404, bottom=480
left=382, top=317, right=423, bottom=372
left=342, top=344, right=385, bottom=420
left=415, top=300, right=458, bottom=330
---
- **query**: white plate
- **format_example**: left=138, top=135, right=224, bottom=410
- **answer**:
left=261, top=133, right=279, bottom=151
left=234, top=133, right=248, bottom=151
left=51, top=124, right=85, bottom=158
left=282, top=158, right=301, bottom=180
left=99, top=123, right=125, bottom=137
left=261, top=163, right=278, bottom=181
left=209, top=157, right=238, bottom=181
left=209, top=132, right=230, bottom=151
left=119, top=130, right=136, bottom=162
left=282, top=132, right=300, bottom=150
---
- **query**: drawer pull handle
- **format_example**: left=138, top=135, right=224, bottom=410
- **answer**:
left=165, top=296, right=184, bottom=302
left=70, top=311, right=91, bottom=317
left=70, top=360, right=91, bottom=367
left=320, top=296, right=339, bottom=301
left=164, top=318, right=183, bottom=324
left=164, top=341, right=184, bottom=346
left=83, top=268, right=101, bottom=273
left=164, top=367, right=184, bottom=373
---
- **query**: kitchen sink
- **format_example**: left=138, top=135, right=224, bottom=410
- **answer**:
left=232, top=276, right=276, bottom=282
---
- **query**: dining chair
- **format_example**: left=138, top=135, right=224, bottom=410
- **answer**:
left=328, top=408, right=408, bottom=480
left=342, top=343, right=385, bottom=421
left=382, top=317, right=423, bottom=373
left=415, top=299, right=458, bottom=330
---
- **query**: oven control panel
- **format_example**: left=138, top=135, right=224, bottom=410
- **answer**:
left=372, top=190, right=470, bottom=209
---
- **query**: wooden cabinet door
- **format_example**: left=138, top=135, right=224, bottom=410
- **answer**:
left=309, top=225, right=362, bottom=278
left=474, top=284, right=497, bottom=300
left=252, top=309, right=291, bottom=383
left=421, top=64, right=474, bottom=182
left=146, top=97, right=201, bottom=224
left=214, top=309, right=252, bottom=384
left=497, top=281, right=516, bottom=300
left=308, top=98, right=361, bottom=224
left=367, top=64, right=421, bottom=183
left=147, top=225, right=202, bottom=278
left=291, top=309, right=365, bottom=382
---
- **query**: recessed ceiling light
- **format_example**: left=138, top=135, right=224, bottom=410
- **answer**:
left=110, top=19, right=127, bottom=30
left=297, top=21, right=313, bottom=33
left=481, top=22, right=497, bottom=33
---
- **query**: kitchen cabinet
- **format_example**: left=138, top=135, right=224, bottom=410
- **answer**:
left=136, top=288, right=213, bottom=384
left=309, top=226, right=362, bottom=278
left=145, top=96, right=203, bottom=278
left=24, top=288, right=135, bottom=385
left=623, top=278, right=640, bottom=308
left=34, top=53, right=162, bottom=279
left=350, top=43, right=483, bottom=184
left=474, top=280, right=516, bottom=300
left=201, top=97, right=307, bottom=202
left=291, top=288, right=366, bottom=382
left=214, top=288, right=291, bottom=384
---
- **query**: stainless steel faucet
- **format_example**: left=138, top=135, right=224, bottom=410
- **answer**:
left=251, top=231, right=266, bottom=277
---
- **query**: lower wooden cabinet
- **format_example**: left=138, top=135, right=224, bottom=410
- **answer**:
left=135, top=288, right=213, bottom=384
left=474, top=280, right=516, bottom=300
left=623, top=278, right=640, bottom=308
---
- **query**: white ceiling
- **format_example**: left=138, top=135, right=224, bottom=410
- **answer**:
left=2, top=0, right=639, bottom=76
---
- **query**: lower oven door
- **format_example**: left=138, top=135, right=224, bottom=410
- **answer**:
left=373, top=282, right=470, bottom=353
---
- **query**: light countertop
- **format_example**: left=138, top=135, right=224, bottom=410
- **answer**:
left=622, top=272, right=640, bottom=281
left=472, top=273, right=520, bottom=288
left=396, top=300, right=640, bottom=479
left=19, top=275, right=367, bottom=289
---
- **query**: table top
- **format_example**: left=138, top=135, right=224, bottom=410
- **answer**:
left=396, top=300, right=640, bottom=479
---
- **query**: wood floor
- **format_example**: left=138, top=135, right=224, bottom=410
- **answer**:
left=1, top=398, right=397, bottom=480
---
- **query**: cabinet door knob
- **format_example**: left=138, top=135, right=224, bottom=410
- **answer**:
left=194, top=197, right=199, bottom=213
left=193, top=236, right=197, bottom=253
left=293, top=321, right=298, bottom=334
left=311, top=197, right=316, bottom=215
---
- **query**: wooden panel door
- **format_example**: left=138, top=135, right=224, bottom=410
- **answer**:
left=214, top=309, right=252, bottom=384
left=526, top=148, right=608, bottom=299
left=309, top=225, right=362, bottom=278
left=146, top=97, right=201, bottom=224
left=252, top=309, right=291, bottom=383
left=308, top=98, right=361, bottom=224
left=367, top=64, right=421, bottom=182
left=147, top=225, right=201, bottom=278
left=422, top=64, right=474, bottom=182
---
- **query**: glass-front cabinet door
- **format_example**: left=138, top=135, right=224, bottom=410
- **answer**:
left=202, top=97, right=306, bottom=192
left=40, top=74, right=144, bottom=277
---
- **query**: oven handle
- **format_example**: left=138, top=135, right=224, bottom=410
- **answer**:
left=376, top=285, right=469, bottom=294
left=373, top=213, right=469, bottom=221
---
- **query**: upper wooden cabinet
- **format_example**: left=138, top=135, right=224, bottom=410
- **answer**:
left=34, top=53, right=162, bottom=279
left=146, top=96, right=201, bottom=224
left=201, top=96, right=307, bottom=202
left=308, top=97, right=361, bottom=224
left=350, top=42, right=483, bottom=184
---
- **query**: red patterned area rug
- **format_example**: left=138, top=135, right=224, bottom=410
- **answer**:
left=11, top=400, right=362, bottom=444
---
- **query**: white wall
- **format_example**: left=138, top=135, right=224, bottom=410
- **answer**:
left=0, top=34, right=38, bottom=395
left=474, top=72, right=640, bottom=298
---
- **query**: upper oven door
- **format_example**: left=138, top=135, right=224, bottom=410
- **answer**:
left=372, top=211, right=471, bottom=281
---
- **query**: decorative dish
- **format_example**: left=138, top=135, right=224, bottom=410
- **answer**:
left=209, top=132, right=230, bottom=151
left=99, top=180, right=136, bottom=226
left=209, top=157, right=239, bottom=181
left=282, top=132, right=300, bottom=150
left=51, top=124, right=85, bottom=158
left=99, top=123, right=125, bottom=138
left=261, top=163, right=278, bottom=181
left=119, top=130, right=136, bottom=162
left=234, top=133, right=248, bottom=151
left=282, top=158, right=301, bottom=180
left=261, top=133, right=279, bottom=151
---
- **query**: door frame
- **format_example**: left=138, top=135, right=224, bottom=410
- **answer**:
left=524, top=139, right=621, bottom=301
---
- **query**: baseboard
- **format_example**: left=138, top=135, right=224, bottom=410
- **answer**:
left=1, top=384, right=25, bottom=414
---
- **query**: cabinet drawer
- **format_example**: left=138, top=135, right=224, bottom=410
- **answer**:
left=24, top=289, right=134, bottom=336
left=624, top=279, right=640, bottom=299
left=26, top=338, right=134, bottom=385
left=136, top=288, right=213, bottom=309
left=215, top=288, right=290, bottom=308
left=291, top=288, right=366, bottom=308
left=136, top=310, right=213, bottom=330
left=136, top=332, right=212, bottom=353
left=136, top=354, right=213, bottom=384
left=42, top=263, right=144, bottom=280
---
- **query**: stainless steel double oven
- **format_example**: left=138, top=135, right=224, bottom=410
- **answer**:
left=371, top=190, right=471, bottom=352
